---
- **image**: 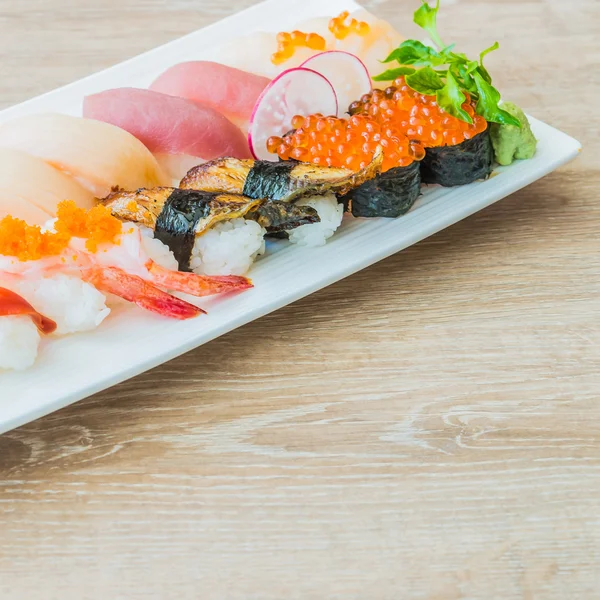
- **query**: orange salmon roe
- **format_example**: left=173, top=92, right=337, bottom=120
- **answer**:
left=0, top=217, right=70, bottom=262
left=266, top=112, right=425, bottom=172
left=348, top=77, right=488, bottom=148
left=271, top=30, right=327, bottom=65
left=55, top=200, right=123, bottom=252
left=329, top=11, right=370, bottom=40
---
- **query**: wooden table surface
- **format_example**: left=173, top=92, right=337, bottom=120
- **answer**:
left=0, top=0, right=598, bottom=598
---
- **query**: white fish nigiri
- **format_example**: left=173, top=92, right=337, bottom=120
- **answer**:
left=216, top=10, right=402, bottom=81
left=0, top=114, right=170, bottom=198
left=0, top=149, right=95, bottom=225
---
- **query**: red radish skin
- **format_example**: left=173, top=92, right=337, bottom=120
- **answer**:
left=248, top=68, right=338, bottom=161
left=83, top=88, right=252, bottom=164
left=301, top=52, right=372, bottom=117
left=150, top=61, right=270, bottom=128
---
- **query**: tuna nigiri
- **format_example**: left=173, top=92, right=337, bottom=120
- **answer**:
left=84, top=88, right=252, bottom=181
left=0, top=149, right=95, bottom=225
left=0, top=113, right=170, bottom=198
left=150, top=61, right=270, bottom=131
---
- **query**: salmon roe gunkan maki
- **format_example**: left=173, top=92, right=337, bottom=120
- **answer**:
left=266, top=113, right=425, bottom=172
left=267, top=114, right=426, bottom=218
left=349, top=77, right=494, bottom=187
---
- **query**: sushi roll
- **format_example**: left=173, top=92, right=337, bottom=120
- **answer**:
left=101, top=188, right=320, bottom=275
left=419, top=129, right=494, bottom=187
left=340, top=162, right=422, bottom=218
left=267, top=113, right=425, bottom=218
left=349, top=81, right=493, bottom=187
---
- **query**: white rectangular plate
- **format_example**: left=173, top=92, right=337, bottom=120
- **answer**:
left=0, top=0, right=581, bottom=435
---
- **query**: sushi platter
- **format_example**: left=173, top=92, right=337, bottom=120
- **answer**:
left=0, top=0, right=580, bottom=435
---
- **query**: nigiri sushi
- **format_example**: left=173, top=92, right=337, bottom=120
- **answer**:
left=0, top=287, right=56, bottom=371
left=0, top=149, right=95, bottom=225
left=83, top=88, right=252, bottom=181
left=0, top=113, right=170, bottom=198
left=101, top=188, right=320, bottom=274
left=0, top=202, right=254, bottom=323
left=216, top=9, right=402, bottom=81
left=180, top=152, right=383, bottom=202
left=150, top=62, right=270, bottom=131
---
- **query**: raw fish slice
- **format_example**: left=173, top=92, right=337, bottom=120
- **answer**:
left=0, top=149, right=95, bottom=224
left=215, top=11, right=402, bottom=81
left=83, top=88, right=252, bottom=181
left=333, top=9, right=404, bottom=80
left=150, top=62, right=270, bottom=130
left=0, top=113, right=169, bottom=198
left=217, top=32, right=282, bottom=79
left=0, top=199, right=52, bottom=227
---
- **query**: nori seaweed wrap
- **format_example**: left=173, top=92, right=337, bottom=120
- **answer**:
left=340, top=161, right=422, bottom=218
left=420, top=128, right=494, bottom=187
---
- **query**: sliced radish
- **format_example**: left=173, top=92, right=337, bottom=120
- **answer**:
left=248, top=67, right=338, bottom=161
left=301, top=51, right=372, bottom=118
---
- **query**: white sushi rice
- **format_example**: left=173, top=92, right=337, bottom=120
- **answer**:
left=288, top=193, right=344, bottom=247
left=0, top=316, right=40, bottom=371
left=139, top=225, right=179, bottom=271
left=190, top=219, right=266, bottom=276
left=17, top=275, right=110, bottom=336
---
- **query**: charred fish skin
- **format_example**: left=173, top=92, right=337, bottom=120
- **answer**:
left=248, top=202, right=320, bottom=233
left=180, top=158, right=252, bottom=195
left=180, top=149, right=383, bottom=203
left=102, top=187, right=175, bottom=228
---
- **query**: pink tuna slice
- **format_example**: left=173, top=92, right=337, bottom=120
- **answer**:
left=150, top=61, right=270, bottom=130
left=83, top=88, right=252, bottom=181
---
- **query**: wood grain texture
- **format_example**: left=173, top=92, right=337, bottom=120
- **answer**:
left=0, top=0, right=598, bottom=598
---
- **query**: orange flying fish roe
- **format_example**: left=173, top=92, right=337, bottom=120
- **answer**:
left=328, top=11, right=370, bottom=40
left=0, top=216, right=70, bottom=261
left=266, top=111, right=425, bottom=173
left=0, top=201, right=124, bottom=260
left=348, top=77, right=488, bottom=148
left=271, top=30, right=327, bottom=65
left=55, top=200, right=123, bottom=252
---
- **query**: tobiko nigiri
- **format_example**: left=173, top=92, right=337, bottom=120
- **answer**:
left=150, top=61, right=270, bottom=130
left=83, top=88, right=252, bottom=181
left=0, top=114, right=169, bottom=198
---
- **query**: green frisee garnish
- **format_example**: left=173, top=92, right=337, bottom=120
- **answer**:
left=374, top=0, right=521, bottom=128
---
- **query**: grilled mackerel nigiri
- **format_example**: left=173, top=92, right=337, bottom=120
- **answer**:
left=179, top=148, right=384, bottom=202
left=101, top=187, right=320, bottom=271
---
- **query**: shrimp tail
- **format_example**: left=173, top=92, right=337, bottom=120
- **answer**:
left=82, top=266, right=205, bottom=320
left=0, top=286, right=57, bottom=334
left=145, top=261, right=253, bottom=298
